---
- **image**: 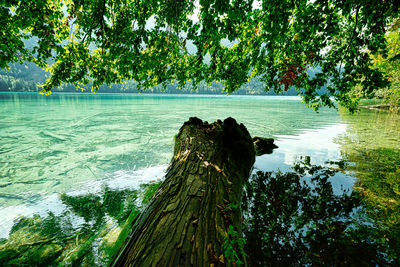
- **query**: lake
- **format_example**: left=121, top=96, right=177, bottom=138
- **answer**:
left=0, top=92, right=398, bottom=264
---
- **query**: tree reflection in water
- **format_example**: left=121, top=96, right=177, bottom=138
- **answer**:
left=242, top=158, right=392, bottom=266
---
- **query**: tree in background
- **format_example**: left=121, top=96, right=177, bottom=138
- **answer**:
left=350, top=18, right=400, bottom=111
left=1, top=0, right=399, bottom=110
left=372, top=23, right=400, bottom=111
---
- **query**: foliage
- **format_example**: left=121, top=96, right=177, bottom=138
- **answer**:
left=242, top=158, right=392, bottom=266
left=371, top=29, right=400, bottom=111
left=0, top=74, right=38, bottom=92
left=358, top=98, right=385, bottom=107
left=0, top=74, right=298, bottom=95
left=140, top=182, right=161, bottom=205
left=351, top=25, right=400, bottom=111
left=223, top=225, right=246, bottom=266
left=1, top=1, right=399, bottom=110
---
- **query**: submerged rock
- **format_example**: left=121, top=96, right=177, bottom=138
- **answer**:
left=0, top=183, right=160, bottom=266
left=253, top=137, right=278, bottom=156
left=0, top=216, right=63, bottom=266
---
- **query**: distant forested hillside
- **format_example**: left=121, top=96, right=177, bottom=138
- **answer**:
left=0, top=37, right=321, bottom=95
left=0, top=62, right=326, bottom=96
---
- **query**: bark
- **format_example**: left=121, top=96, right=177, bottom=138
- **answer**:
left=111, top=117, right=255, bottom=267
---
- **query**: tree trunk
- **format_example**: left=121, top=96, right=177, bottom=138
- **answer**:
left=111, top=117, right=255, bottom=267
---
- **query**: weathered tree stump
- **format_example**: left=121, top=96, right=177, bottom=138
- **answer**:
left=111, top=117, right=255, bottom=266
left=253, top=136, right=278, bottom=156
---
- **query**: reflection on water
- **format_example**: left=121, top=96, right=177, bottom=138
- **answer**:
left=0, top=160, right=374, bottom=266
left=0, top=165, right=166, bottom=239
left=244, top=159, right=388, bottom=266
left=254, top=123, right=355, bottom=194
left=1, top=92, right=377, bottom=264
left=336, top=107, right=400, bottom=260
left=0, top=93, right=341, bottom=226
left=0, top=93, right=341, bottom=209
left=337, top=107, right=400, bottom=152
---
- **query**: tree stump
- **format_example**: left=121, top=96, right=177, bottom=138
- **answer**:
left=111, top=117, right=255, bottom=266
left=253, top=136, right=278, bottom=156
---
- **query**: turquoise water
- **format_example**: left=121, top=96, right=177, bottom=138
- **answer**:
left=0, top=92, right=350, bottom=239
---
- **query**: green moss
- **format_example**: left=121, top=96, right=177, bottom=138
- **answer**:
left=0, top=216, right=66, bottom=266
left=0, top=179, right=167, bottom=266
left=106, top=182, right=162, bottom=262
left=62, top=234, right=97, bottom=266
left=103, top=187, right=127, bottom=220
left=60, top=193, right=103, bottom=223
left=0, top=184, right=150, bottom=266
left=104, top=208, right=140, bottom=263
left=141, top=182, right=161, bottom=205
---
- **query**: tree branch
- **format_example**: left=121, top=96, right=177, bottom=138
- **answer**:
left=338, top=5, right=360, bottom=78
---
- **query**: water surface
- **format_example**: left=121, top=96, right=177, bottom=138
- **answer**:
left=0, top=92, right=349, bottom=238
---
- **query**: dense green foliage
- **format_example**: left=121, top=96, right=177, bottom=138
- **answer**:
left=242, top=158, right=395, bottom=266
left=350, top=22, right=400, bottom=111
left=1, top=1, right=398, bottom=110
left=371, top=30, right=400, bottom=111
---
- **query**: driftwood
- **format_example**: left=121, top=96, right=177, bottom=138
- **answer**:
left=111, top=117, right=256, bottom=266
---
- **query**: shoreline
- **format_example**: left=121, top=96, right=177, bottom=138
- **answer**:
left=360, top=104, right=391, bottom=111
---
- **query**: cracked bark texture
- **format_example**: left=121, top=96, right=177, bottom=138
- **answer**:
left=111, top=117, right=255, bottom=267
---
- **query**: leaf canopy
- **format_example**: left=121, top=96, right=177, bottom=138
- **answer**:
left=0, top=0, right=399, bottom=110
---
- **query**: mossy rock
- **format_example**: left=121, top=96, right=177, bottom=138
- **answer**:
left=0, top=183, right=156, bottom=266
left=0, top=216, right=64, bottom=266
